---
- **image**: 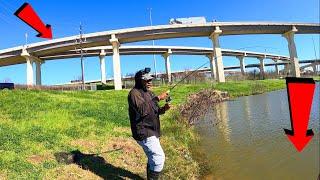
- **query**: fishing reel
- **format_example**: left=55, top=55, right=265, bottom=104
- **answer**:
left=165, top=90, right=172, bottom=103
left=166, top=96, right=172, bottom=103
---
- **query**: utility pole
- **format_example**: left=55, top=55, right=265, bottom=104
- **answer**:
left=76, top=22, right=86, bottom=90
left=148, top=8, right=157, bottom=78
left=25, top=33, right=28, bottom=45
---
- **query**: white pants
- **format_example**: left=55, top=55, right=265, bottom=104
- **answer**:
left=137, top=136, right=165, bottom=172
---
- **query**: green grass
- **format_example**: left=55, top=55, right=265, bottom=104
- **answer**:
left=0, top=79, right=286, bottom=179
left=313, top=75, right=320, bottom=81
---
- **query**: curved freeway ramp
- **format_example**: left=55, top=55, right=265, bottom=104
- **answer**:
left=0, top=45, right=290, bottom=66
left=0, top=22, right=319, bottom=89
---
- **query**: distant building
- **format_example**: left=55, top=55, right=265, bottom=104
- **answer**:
left=169, top=17, right=207, bottom=24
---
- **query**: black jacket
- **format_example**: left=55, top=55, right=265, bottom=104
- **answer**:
left=128, top=88, right=165, bottom=141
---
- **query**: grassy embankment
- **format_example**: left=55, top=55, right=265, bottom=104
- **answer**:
left=0, top=79, right=286, bottom=179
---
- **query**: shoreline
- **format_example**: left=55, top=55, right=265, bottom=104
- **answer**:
left=153, top=79, right=287, bottom=178
left=0, top=79, right=287, bottom=179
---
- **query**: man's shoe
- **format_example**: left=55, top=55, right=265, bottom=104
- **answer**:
left=147, top=169, right=161, bottom=180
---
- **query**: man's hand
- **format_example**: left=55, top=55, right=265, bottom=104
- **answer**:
left=163, top=103, right=170, bottom=111
left=158, top=91, right=169, bottom=101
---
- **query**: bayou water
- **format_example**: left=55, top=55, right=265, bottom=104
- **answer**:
left=194, top=84, right=319, bottom=180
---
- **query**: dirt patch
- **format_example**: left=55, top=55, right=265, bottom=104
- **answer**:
left=70, top=139, right=98, bottom=153
left=113, top=126, right=131, bottom=136
left=0, top=170, right=8, bottom=180
left=179, top=89, right=229, bottom=125
left=54, top=137, right=146, bottom=179
left=102, top=137, right=146, bottom=177
left=27, top=154, right=54, bottom=165
left=106, top=137, right=142, bottom=155
left=45, top=164, right=101, bottom=180
left=52, top=137, right=146, bottom=179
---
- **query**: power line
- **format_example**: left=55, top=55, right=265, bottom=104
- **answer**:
left=0, top=2, right=33, bottom=31
left=0, top=1, right=14, bottom=14
left=311, top=36, right=318, bottom=60
left=1, top=0, right=17, bottom=10
left=0, top=13, right=12, bottom=25
left=0, top=1, right=16, bottom=25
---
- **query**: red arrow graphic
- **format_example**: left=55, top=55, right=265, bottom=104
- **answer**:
left=284, top=77, right=315, bottom=152
left=14, top=3, right=52, bottom=39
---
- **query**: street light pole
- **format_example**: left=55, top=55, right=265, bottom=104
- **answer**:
left=148, top=8, right=157, bottom=78
left=78, top=22, right=86, bottom=90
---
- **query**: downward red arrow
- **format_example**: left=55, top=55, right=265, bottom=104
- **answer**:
left=284, top=77, right=315, bottom=152
left=14, top=3, right=53, bottom=39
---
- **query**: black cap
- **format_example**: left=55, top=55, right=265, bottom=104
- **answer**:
left=135, top=68, right=153, bottom=81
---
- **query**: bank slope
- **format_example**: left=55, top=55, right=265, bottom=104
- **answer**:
left=0, top=79, right=285, bottom=179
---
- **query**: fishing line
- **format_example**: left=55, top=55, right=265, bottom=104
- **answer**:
left=168, top=60, right=211, bottom=92
left=165, top=44, right=289, bottom=102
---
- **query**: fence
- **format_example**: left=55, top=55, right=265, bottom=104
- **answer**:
left=8, top=70, right=319, bottom=91
left=13, top=84, right=95, bottom=91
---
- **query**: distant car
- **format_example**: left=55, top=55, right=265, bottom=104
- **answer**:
left=0, top=83, right=14, bottom=90
left=169, top=17, right=207, bottom=25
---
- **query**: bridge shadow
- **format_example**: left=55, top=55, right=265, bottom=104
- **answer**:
left=54, top=150, right=144, bottom=180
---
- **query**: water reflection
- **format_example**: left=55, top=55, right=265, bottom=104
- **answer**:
left=195, top=84, right=320, bottom=180
left=214, top=102, right=231, bottom=143
left=243, top=96, right=251, bottom=121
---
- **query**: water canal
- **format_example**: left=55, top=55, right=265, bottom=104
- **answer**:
left=194, top=84, right=319, bottom=180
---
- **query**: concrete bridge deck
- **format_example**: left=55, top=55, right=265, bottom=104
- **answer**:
left=0, top=22, right=319, bottom=89
left=78, top=59, right=319, bottom=85
left=0, top=45, right=290, bottom=67
left=41, top=46, right=291, bottom=61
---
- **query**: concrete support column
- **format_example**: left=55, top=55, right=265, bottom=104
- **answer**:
left=35, top=61, right=42, bottom=86
left=110, top=34, right=122, bottom=90
left=99, top=50, right=107, bottom=84
left=274, top=63, right=279, bottom=75
left=206, top=53, right=216, bottom=80
left=237, top=56, right=246, bottom=76
left=26, top=57, right=34, bottom=86
left=21, top=49, right=34, bottom=86
left=284, top=63, right=291, bottom=76
left=283, top=26, right=301, bottom=77
left=210, top=26, right=225, bottom=83
left=312, top=64, right=317, bottom=74
left=272, top=58, right=280, bottom=75
left=162, top=49, right=172, bottom=83
left=258, top=57, right=265, bottom=79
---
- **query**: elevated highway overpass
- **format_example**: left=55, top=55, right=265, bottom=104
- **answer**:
left=0, top=22, right=319, bottom=89
left=1, top=45, right=293, bottom=85
left=79, top=59, right=319, bottom=85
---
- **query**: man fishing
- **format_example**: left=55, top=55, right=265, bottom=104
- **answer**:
left=128, top=67, right=170, bottom=180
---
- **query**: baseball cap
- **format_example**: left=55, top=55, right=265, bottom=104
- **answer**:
left=135, top=67, right=154, bottom=81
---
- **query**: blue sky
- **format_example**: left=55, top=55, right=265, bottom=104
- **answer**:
left=0, top=0, right=319, bottom=85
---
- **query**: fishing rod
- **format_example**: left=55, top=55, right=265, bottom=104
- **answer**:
left=164, top=44, right=279, bottom=102
left=165, top=60, right=212, bottom=103
left=169, top=61, right=211, bottom=91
